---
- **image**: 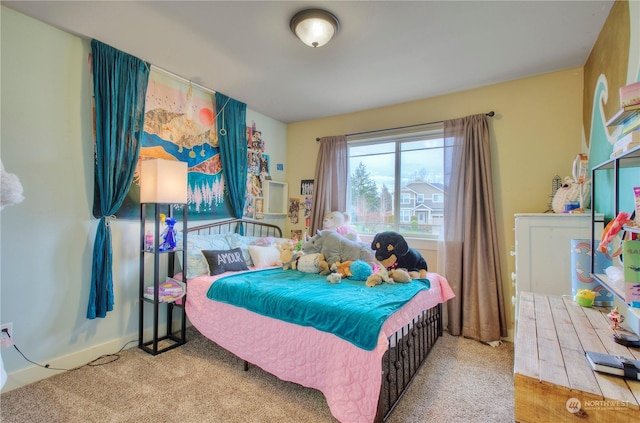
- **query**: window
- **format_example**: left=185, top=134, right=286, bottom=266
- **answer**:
left=400, top=209, right=411, bottom=223
left=348, top=124, right=444, bottom=239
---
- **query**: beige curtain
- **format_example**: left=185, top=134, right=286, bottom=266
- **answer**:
left=310, top=136, right=348, bottom=235
left=442, top=114, right=506, bottom=342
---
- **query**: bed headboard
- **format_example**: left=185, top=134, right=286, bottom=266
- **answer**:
left=187, top=218, right=283, bottom=238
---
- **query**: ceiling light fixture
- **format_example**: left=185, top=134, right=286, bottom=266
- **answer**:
left=290, top=8, right=340, bottom=48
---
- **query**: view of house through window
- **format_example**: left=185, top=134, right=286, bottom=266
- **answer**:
left=347, top=125, right=444, bottom=239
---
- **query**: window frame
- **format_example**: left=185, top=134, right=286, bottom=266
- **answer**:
left=347, top=123, right=444, bottom=239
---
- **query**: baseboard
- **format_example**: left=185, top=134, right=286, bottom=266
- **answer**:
left=1, top=322, right=190, bottom=393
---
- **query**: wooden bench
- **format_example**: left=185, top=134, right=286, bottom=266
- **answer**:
left=514, top=292, right=640, bottom=422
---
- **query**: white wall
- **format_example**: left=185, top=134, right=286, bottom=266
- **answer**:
left=245, top=109, right=288, bottom=230
left=0, top=7, right=286, bottom=392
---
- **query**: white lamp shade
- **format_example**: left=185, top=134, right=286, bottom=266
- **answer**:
left=140, top=158, right=188, bottom=204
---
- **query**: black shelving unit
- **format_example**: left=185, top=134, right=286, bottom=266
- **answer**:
left=138, top=202, right=188, bottom=355
left=589, top=144, right=640, bottom=305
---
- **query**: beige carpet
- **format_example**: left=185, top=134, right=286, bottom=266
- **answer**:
left=0, top=327, right=514, bottom=422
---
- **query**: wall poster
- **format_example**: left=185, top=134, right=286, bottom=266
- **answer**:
left=243, top=122, right=271, bottom=219
left=117, top=68, right=233, bottom=219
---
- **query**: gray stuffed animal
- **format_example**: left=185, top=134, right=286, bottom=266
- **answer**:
left=302, top=230, right=375, bottom=268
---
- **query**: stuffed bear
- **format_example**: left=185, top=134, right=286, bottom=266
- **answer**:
left=322, top=211, right=360, bottom=241
left=371, top=231, right=428, bottom=279
left=303, top=230, right=375, bottom=268
left=277, top=241, right=303, bottom=270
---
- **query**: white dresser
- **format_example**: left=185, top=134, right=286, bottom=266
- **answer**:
left=513, top=213, right=602, bottom=318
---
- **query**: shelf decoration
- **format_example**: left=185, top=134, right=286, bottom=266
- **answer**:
left=606, top=82, right=640, bottom=138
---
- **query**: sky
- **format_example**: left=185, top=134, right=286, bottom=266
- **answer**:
left=349, top=138, right=444, bottom=193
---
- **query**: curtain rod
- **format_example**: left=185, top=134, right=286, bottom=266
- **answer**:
left=315, top=111, right=495, bottom=141
left=150, top=65, right=216, bottom=95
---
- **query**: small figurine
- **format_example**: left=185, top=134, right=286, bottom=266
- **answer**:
left=607, top=307, right=625, bottom=331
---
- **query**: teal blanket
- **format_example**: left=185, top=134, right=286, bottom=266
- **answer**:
left=207, top=268, right=431, bottom=350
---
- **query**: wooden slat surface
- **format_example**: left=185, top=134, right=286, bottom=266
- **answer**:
left=514, top=291, right=539, bottom=379
left=564, top=297, right=640, bottom=409
left=534, top=294, right=569, bottom=387
left=515, top=292, right=640, bottom=422
left=550, top=296, right=601, bottom=396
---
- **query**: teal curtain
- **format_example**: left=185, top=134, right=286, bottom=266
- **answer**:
left=88, top=40, right=149, bottom=319
left=216, top=92, right=247, bottom=229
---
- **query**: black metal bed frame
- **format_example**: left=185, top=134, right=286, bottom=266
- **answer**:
left=185, top=219, right=443, bottom=422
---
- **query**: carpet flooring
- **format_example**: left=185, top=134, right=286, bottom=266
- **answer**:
left=0, top=327, right=514, bottom=422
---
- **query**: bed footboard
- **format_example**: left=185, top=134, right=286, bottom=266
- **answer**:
left=376, top=303, right=442, bottom=422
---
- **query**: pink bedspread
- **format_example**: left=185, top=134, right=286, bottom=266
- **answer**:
left=185, top=269, right=454, bottom=423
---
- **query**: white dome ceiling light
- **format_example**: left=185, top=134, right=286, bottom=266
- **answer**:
left=290, top=9, right=340, bottom=48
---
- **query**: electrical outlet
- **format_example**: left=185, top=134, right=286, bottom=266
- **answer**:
left=0, top=323, right=13, bottom=348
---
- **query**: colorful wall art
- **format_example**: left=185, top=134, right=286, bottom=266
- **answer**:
left=243, top=122, right=271, bottom=219
left=117, top=69, right=233, bottom=219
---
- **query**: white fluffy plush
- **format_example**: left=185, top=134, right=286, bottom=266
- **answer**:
left=322, top=211, right=359, bottom=241
left=0, top=159, right=24, bottom=211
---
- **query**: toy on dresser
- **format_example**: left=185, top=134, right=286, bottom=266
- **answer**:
left=607, top=307, right=625, bottom=331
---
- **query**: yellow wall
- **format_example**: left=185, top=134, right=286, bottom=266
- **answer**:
left=286, top=68, right=585, bottom=335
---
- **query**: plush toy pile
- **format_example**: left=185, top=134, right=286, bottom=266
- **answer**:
left=279, top=228, right=428, bottom=289
left=302, top=230, right=375, bottom=268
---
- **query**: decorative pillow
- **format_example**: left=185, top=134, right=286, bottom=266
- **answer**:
left=225, top=233, right=259, bottom=266
left=176, top=232, right=230, bottom=279
left=201, top=248, right=249, bottom=275
left=248, top=245, right=281, bottom=268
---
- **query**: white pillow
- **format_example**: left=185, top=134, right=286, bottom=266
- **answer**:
left=248, top=245, right=281, bottom=268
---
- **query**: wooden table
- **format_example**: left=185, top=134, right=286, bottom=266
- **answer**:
left=514, top=292, right=640, bottom=422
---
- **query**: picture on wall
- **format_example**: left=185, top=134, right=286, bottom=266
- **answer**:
left=254, top=197, right=264, bottom=220
left=301, top=179, right=314, bottom=196
left=305, top=196, right=312, bottom=228
left=289, top=197, right=300, bottom=224
left=291, top=229, right=303, bottom=243
left=244, top=121, right=271, bottom=219
left=117, top=68, right=233, bottom=219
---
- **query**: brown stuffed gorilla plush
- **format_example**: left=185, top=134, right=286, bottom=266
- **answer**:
left=371, top=231, right=428, bottom=278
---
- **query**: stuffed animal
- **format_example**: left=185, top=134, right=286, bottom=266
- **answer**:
left=277, top=241, right=303, bottom=270
left=0, top=159, right=24, bottom=211
left=348, top=260, right=373, bottom=281
left=330, top=260, right=354, bottom=278
left=388, top=268, right=412, bottom=283
left=366, top=266, right=392, bottom=287
left=371, top=231, right=428, bottom=279
left=303, top=230, right=375, bottom=268
left=296, top=252, right=318, bottom=273
left=322, top=211, right=360, bottom=241
left=365, top=263, right=411, bottom=287
left=326, top=273, right=342, bottom=284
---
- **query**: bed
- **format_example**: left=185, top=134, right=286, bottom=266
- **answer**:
left=178, top=219, right=455, bottom=423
